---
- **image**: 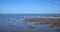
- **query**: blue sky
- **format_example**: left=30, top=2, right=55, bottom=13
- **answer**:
left=0, top=0, right=60, bottom=14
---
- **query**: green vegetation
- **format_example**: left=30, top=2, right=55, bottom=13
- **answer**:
left=28, top=25, right=35, bottom=29
left=34, top=22, right=41, bottom=25
left=23, top=21, right=28, bottom=24
left=23, top=21, right=35, bottom=29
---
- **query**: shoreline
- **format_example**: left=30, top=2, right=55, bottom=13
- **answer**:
left=24, top=17, right=60, bottom=24
left=31, top=17, right=60, bottom=19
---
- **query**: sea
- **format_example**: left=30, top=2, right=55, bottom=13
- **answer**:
left=0, top=14, right=60, bottom=32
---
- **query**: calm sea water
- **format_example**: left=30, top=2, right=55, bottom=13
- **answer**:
left=0, top=14, right=60, bottom=32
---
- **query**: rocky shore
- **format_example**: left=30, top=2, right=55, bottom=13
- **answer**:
left=24, top=17, right=60, bottom=27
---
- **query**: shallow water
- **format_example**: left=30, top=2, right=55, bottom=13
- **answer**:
left=0, top=14, right=60, bottom=32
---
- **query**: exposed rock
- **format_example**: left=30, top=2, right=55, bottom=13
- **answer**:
left=24, top=18, right=60, bottom=27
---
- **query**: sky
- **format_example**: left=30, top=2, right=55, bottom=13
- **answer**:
left=0, top=0, right=60, bottom=14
